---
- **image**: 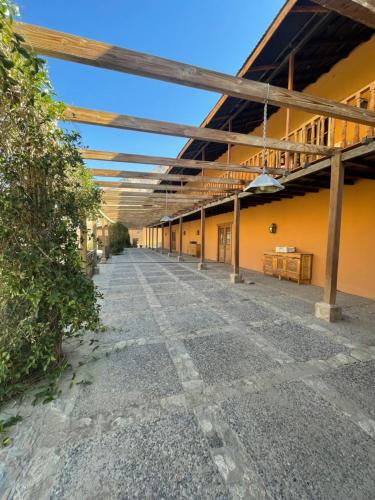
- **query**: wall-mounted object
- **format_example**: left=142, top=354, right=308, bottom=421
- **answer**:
left=269, top=223, right=277, bottom=234
left=183, top=230, right=186, bottom=235
left=197, top=229, right=200, bottom=236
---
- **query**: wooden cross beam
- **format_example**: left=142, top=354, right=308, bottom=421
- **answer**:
left=81, top=149, right=286, bottom=175
left=90, top=168, right=245, bottom=185
left=312, top=0, right=375, bottom=29
left=66, top=106, right=335, bottom=156
left=15, top=22, right=375, bottom=125
left=101, top=191, right=213, bottom=199
left=96, top=180, right=236, bottom=193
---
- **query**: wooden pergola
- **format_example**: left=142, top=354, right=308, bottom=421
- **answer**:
left=14, top=0, right=375, bottom=320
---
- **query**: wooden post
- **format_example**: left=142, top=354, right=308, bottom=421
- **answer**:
left=145, top=227, right=148, bottom=248
left=178, top=217, right=184, bottom=262
left=230, top=194, right=243, bottom=283
left=198, top=207, right=207, bottom=270
left=367, top=83, right=375, bottom=138
left=285, top=52, right=295, bottom=169
left=92, top=221, right=98, bottom=274
left=315, top=152, right=344, bottom=321
left=101, top=219, right=107, bottom=262
left=151, top=226, right=154, bottom=250
left=80, top=223, right=88, bottom=275
left=168, top=222, right=172, bottom=256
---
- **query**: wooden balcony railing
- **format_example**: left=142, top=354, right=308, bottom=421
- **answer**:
left=197, top=80, right=375, bottom=191
left=242, top=80, right=375, bottom=174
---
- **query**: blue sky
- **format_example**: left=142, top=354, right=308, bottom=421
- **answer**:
left=18, top=0, right=285, bottom=172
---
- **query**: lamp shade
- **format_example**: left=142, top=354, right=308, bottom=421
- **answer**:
left=160, top=215, right=173, bottom=223
left=244, top=173, right=285, bottom=194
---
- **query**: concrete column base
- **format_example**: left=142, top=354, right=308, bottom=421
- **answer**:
left=315, top=302, right=342, bottom=322
left=168, top=252, right=173, bottom=257
left=177, top=256, right=184, bottom=262
left=230, top=273, right=244, bottom=284
left=198, top=262, right=207, bottom=271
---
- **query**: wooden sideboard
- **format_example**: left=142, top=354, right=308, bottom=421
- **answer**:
left=263, top=252, right=313, bottom=284
left=188, top=242, right=201, bottom=257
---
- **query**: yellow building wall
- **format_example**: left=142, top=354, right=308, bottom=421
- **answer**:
left=200, top=180, right=374, bottom=299
left=147, top=36, right=375, bottom=299
left=215, top=35, right=375, bottom=167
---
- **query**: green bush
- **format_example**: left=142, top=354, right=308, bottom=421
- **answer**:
left=109, top=222, right=131, bottom=254
left=0, top=1, right=102, bottom=403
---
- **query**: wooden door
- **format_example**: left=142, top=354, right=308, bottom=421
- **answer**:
left=171, top=231, right=176, bottom=251
left=218, top=225, right=232, bottom=264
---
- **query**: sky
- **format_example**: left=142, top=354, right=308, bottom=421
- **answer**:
left=18, top=0, right=285, bottom=173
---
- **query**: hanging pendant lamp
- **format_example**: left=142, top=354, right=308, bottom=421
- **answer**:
left=244, top=84, right=284, bottom=194
left=160, top=189, right=173, bottom=223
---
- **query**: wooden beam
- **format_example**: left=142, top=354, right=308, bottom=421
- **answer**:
left=246, top=64, right=279, bottom=72
left=81, top=149, right=287, bottom=175
left=89, top=168, right=244, bottom=185
left=323, top=152, right=344, bottom=305
left=15, top=22, right=375, bottom=125
left=96, top=180, right=235, bottom=193
left=291, top=5, right=328, bottom=13
left=161, top=223, right=165, bottom=252
left=312, top=0, right=375, bottom=29
left=102, top=191, right=212, bottom=199
left=66, top=106, right=336, bottom=156
left=169, top=222, right=172, bottom=254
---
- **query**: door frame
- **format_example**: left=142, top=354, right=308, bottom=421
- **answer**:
left=217, top=223, right=232, bottom=264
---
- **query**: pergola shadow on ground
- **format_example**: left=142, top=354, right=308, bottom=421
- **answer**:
left=2, top=248, right=375, bottom=498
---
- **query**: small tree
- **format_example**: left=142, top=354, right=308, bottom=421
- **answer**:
left=0, top=2, right=101, bottom=402
left=109, top=222, right=131, bottom=254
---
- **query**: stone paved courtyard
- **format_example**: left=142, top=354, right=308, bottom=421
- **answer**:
left=1, top=248, right=375, bottom=499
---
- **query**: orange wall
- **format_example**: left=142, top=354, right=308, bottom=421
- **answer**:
left=199, top=180, right=374, bottom=299
left=215, top=35, right=375, bottom=167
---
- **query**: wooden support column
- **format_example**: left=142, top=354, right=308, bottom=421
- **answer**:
left=92, top=221, right=98, bottom=274
left=161, top=223, right=165, bottom=253
left=101, top=219, right=107, bottom=262
left=230, top=194, right=243, bottom=283
left=285, top=52, right=295, bottom=169
left=177, top=217, right=184, bottom=262
left=151, top=226, right=154, bottom=250
left=198, top=207, right=207, bottom=270
left=168, top=222, right=172, bottom=256
left=80, top=223, right=88, bottom=275
left=156, top=225, right=159, bottom=251
left=315, top=152, right=344, bottom=321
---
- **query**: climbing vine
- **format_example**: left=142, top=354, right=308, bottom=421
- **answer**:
left=0, top=1, right=102, bottom=406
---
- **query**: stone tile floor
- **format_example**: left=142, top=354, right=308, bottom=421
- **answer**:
left=1, top=248, right=375, bottom=499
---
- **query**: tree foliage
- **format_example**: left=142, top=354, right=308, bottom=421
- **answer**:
left=0, top=1, right=102, bottom=403
left=109, top=222, right=131, bottom=254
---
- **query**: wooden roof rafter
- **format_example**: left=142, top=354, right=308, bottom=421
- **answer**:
left=80, top=149, right=286, bottom=175
left=14, top=22, right=375, bottom=126
left=89, top=168, right=245, bottom=186
left=67, top=106, right=335, bottom=156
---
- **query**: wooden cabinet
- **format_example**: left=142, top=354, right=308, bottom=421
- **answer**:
left=263, top=252, right=313, bottom=284
left=188, top=241, right=201, bottom=257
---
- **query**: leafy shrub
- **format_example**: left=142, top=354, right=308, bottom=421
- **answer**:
left=108, top=222, right=131, bottom=254
left=0, top=1, right=102, bottom=403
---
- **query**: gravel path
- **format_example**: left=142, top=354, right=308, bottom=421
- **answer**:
left=1, top=248, right=375, bottom=499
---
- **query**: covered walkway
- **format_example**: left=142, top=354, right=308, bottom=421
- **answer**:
left=2, top=248, right=375, bottom=498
